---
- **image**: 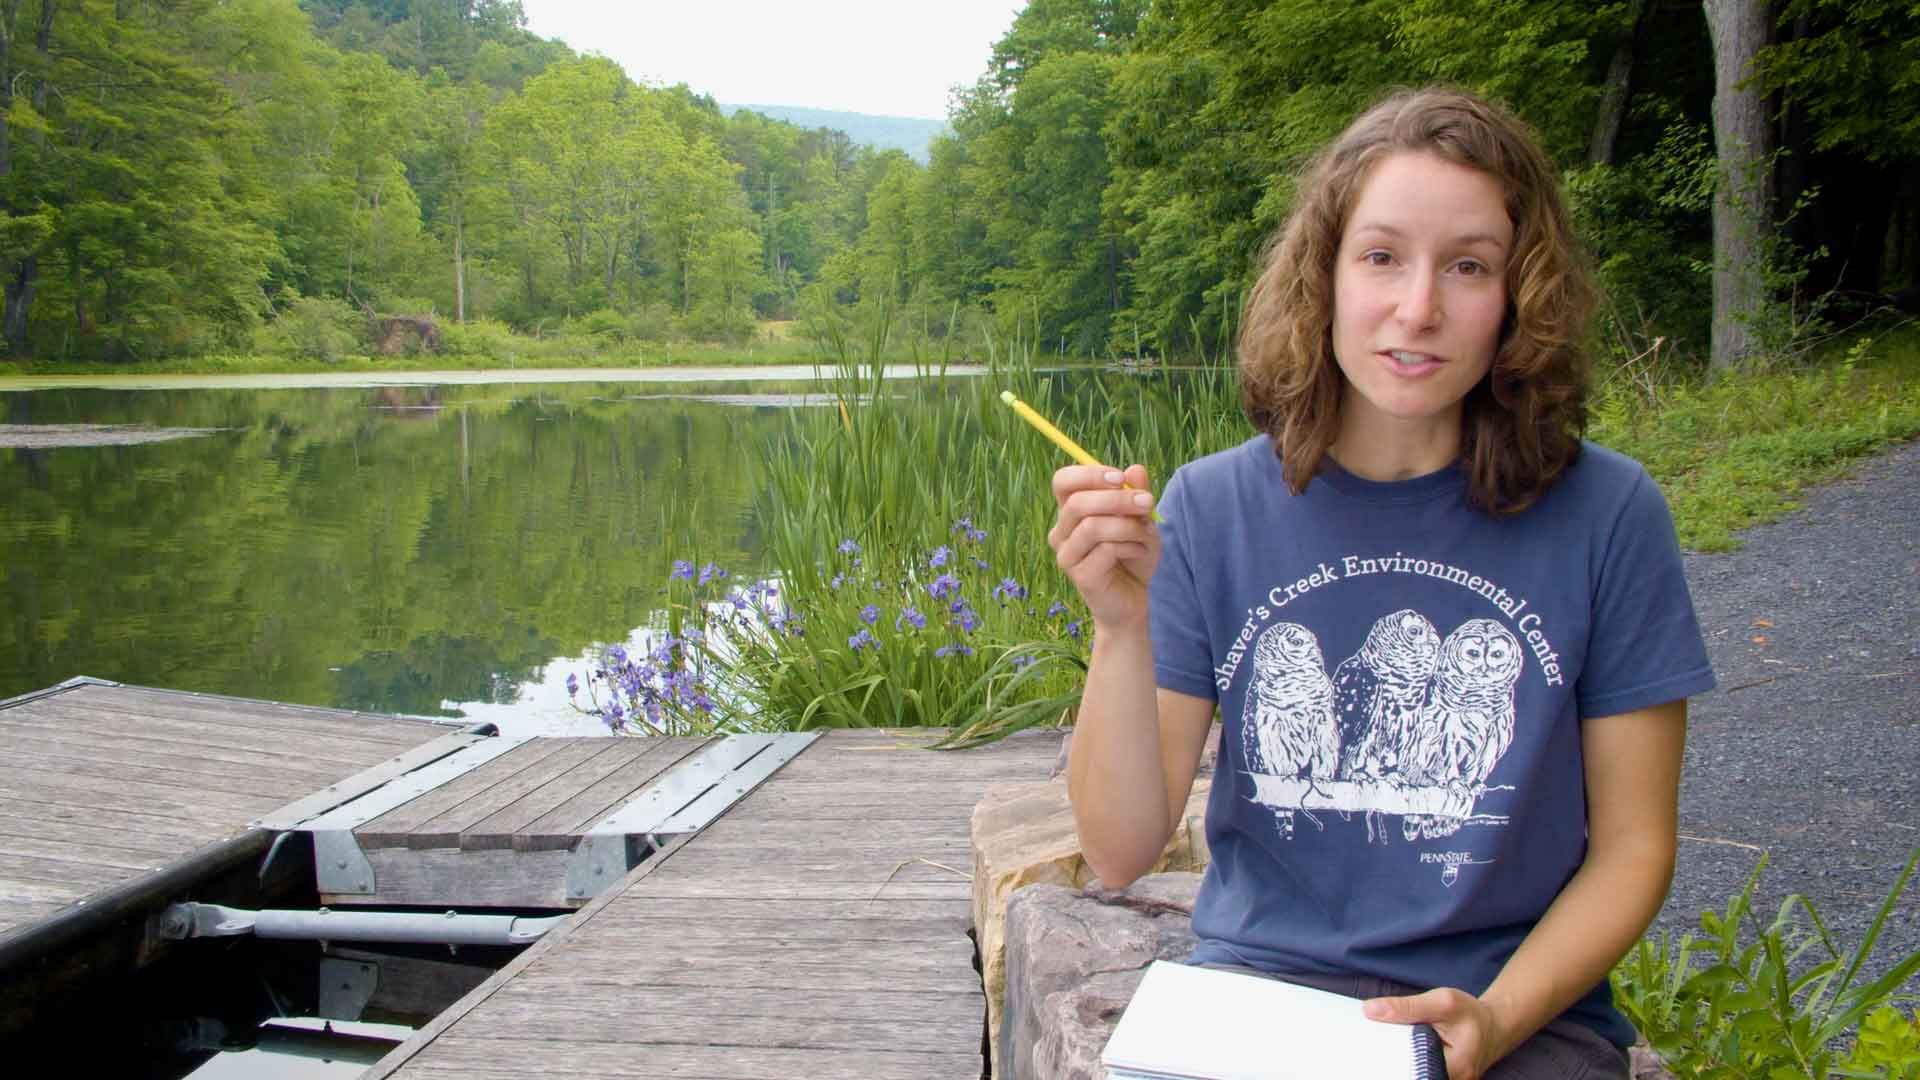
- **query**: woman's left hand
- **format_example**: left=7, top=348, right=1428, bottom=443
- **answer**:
left=1363, top=987, right=1506, bottom=1080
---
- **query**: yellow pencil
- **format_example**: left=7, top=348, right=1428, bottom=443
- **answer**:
left=999, top=390, right=1165, bottom=523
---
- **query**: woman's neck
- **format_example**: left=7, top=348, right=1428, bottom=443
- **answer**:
left=1327, top=408, right=1464, bottom=482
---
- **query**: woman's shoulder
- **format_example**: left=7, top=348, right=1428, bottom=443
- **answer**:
left=1170, top=433, right=1274, bottom=488
left=1555, top=440, right=1657, bottom=503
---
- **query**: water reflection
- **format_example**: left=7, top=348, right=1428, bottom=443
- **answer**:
left=0, top=380, right=819, bottom=735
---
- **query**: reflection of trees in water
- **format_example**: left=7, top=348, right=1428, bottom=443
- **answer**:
left=333, top=631, right=549, bottom=717
left=0, top=384, right=785, bottom=710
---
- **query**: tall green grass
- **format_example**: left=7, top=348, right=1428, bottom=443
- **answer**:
left=595, top=312, right=1247, bottom=744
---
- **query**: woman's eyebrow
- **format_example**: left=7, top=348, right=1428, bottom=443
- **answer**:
left=1348, top=221, right=1509, bottom=251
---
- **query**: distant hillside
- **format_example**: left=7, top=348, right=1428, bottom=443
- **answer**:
left=720, top=104, right=947, bottom=162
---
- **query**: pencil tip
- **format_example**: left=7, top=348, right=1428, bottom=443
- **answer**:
left=999, top=390, right=1016, bottom=404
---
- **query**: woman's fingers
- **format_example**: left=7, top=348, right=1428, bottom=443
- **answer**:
left=1053, top=508, right=1156, bottom=569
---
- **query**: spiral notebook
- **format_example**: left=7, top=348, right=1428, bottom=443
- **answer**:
left=1101, top=961, right=1448, bottom=1080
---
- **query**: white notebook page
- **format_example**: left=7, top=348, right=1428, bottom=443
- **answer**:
left=1101, top=960, right=1426, bottom=1080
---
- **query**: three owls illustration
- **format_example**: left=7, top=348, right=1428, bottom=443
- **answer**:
left=1241, top=609, right=1523, bottom=842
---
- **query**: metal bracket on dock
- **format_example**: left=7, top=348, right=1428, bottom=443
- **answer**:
left=563, top=731, right=816, bottom=902
left=319, top=955, right=379, bottom=1020
left=298, top=734, right=534, bottom=896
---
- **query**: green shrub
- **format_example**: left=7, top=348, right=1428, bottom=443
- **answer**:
left=1611, top=848, right=1920, bottom=1079
left=266, top=296, right=365, bottom=363
left=438, top=317, right=525, bottom=364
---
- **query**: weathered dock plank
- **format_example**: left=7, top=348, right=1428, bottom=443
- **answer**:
left=0, top=680, right=450, bottom=942
left=327, top=735, right=710, bottom=908
left=372, top=728, right=1064, bottom=1080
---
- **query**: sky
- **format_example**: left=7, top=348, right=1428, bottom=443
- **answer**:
left=517, top=1, right=1027, bottom=121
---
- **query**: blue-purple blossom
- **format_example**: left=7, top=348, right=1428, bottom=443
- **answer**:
left=849, top=628, right=877, bottom=651
left=565, top=673, right=579, bottom=696
left=698, top=563, right=728, bottom=586
left=671, top=560, right=695, bottom=581
left=935, top=644, right=976, bottom=659
left=728, top=589, right=749, bottom=611
left=952, top=605, right=981, bottom=633
left=830, top=573, right=845, bottom=590
left=895, top=606, right=926, bottom=631
left=966, top=527, right=987, bottom=542
left=1011, top=653, right=1037, bottom=672
left=992, top=578, right=1028, bottom=602
left=927, top=572, right=961, bottom=600
left=608, top=644, right=628, bottom=666
left=951, top=517, right=972, bottom=535
left=1066, top=620, right=1083, bottom=641
left=838, top=538, right=861, bottom=555
left=928, top=545, right=952, bottom=569
left=859, top=604, right=880, bottom=625
left=971, top=557, right=989, bottom=572
left=1047, top=600, right=1068, bottom=619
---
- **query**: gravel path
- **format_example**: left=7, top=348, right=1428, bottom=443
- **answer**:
left=1657, top=437, right=1920, bottom=985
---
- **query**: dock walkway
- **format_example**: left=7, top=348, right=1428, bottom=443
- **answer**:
left=0, top=677, right=451, bottom=939
left=369, top=728, right=1062, bottom=1079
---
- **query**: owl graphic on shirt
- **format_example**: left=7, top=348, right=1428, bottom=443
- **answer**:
left=1333, top=609, right=1442, bottom=781
left=1243, top=622, right=1340, bottom=781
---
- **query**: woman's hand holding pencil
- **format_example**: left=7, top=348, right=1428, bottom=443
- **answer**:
left=1000, top=392, right=1165, bottom=524
left=1000, top=391, right=1164, bottom=631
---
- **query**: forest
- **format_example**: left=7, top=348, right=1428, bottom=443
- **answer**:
left=0, top=0, right=1913, bottom=368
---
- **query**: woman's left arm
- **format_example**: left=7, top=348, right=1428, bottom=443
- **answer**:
left=1364, top=699, right=1688, bottom=1080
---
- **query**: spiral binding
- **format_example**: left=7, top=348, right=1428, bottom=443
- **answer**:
left=1411, top=1023, right=1448, bottom=1080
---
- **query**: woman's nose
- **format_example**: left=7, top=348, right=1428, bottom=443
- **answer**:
left=1396, top=268, right=1441, bottom=329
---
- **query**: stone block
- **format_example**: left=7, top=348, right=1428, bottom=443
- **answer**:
left=970, top=774, right=1212, bottom=1078
left=997, top=873, right=1202, bottom=1080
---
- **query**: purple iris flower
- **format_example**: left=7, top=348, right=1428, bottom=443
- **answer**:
left=927, top=573, right=960, bottom=600
left=838, top=539, right=861, bottom=555
left=895, top=606, right=926, bottom=631
left=859, top=604, right=880, bottom=625
left=849, top=628, right=877, bottom=651
left=670, top=560, right=695, bottom=581
left=928, top=545, right=952, bottom=569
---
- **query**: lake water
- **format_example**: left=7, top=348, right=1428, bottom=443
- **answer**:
left=1, top=369, right=967, bottom=736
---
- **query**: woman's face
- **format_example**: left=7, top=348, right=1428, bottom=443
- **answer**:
left=1330, top=150, right=1512, bottom=444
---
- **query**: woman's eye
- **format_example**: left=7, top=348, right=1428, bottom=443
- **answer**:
left=1455, top=259, right=1489, bottom=276
left=1363, top=250, right=1393, bottom=266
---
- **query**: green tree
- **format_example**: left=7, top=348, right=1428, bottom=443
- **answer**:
left=0, top=0, right=286, bottom=359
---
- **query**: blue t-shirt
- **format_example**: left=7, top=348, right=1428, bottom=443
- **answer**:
left=1149, top=435, right=1715, bottom=1047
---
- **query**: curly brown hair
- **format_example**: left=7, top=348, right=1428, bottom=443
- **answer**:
left=1237, top=87, right=1595, bottom=514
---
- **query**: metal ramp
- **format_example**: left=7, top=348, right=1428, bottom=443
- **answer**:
left=256, top=732, right=817, bottom=909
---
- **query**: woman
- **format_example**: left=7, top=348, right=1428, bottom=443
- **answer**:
left=1048, top=88, right=1714, bottom=1080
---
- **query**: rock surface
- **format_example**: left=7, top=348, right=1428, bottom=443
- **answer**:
left=997, top=873, right=1202, bottom=1080
left=971, top=725, right=1218, bottom=1077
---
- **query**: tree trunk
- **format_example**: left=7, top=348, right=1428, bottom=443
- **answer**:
left=1589, top=0, right=1651, bottom=166
left=1704, top=0, right=1773, bottom=369
left=452, top=205, right=465, bottom=323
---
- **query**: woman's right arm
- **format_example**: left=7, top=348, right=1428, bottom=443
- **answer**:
left=1050, top=463, right=1216, bottom=887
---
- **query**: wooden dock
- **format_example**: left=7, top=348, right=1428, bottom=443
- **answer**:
left=313, top=734, right=712, bottom=909
left=0, top=677, right=1067, bottom=1077
left=367, top=728, right=1062, bottom=1080
left=0, top=678, right=452, bottom=939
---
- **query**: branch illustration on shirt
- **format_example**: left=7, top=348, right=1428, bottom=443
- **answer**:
left=1243, top=612, right=1523, bottom=864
